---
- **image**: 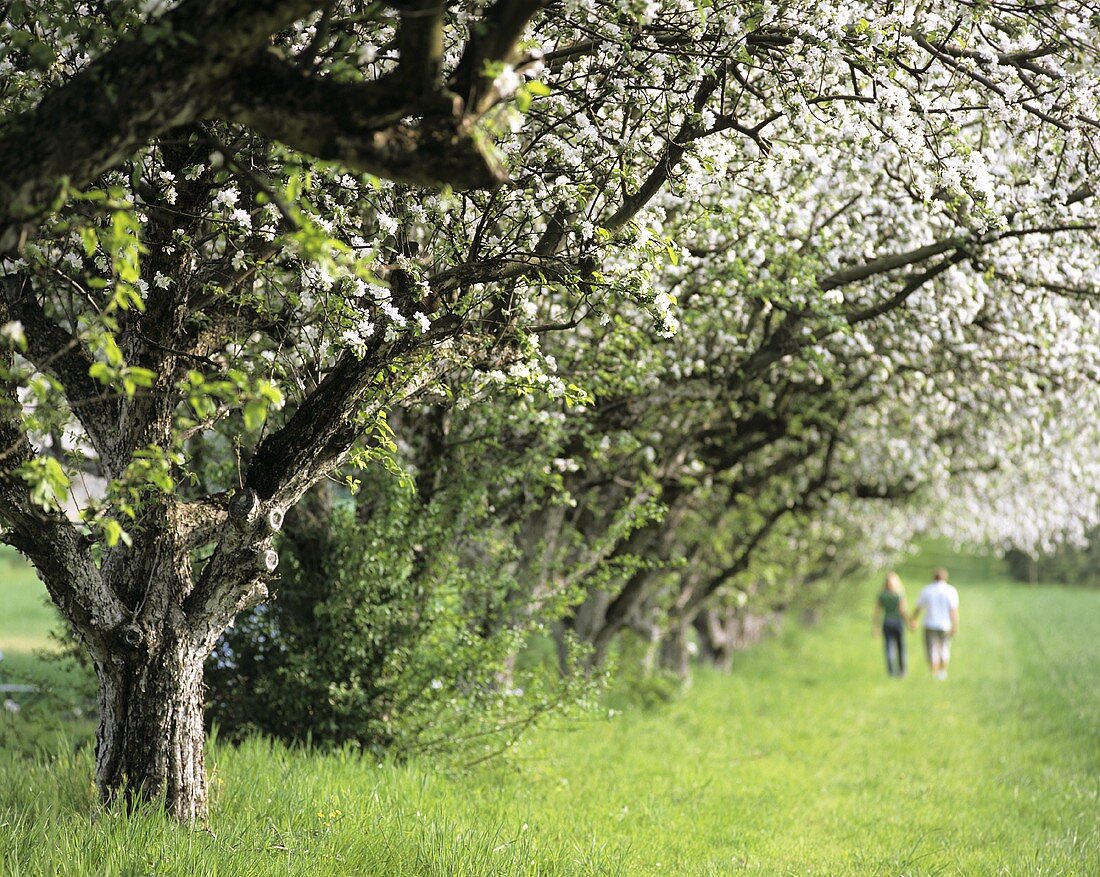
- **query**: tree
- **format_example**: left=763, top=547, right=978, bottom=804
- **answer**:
left=2, top=0, right=1100, bottom=822
left=0, top=0, right=545, bottom=821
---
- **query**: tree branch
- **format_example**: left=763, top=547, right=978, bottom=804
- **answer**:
left=395, top=0, right=446, bottom=95
left=683, top=430, right=842, bottom=617
left=819, top=236, right=967, bottom=290
left=0, top=0, right=321, bottom=252
left=182, top=334, right=449, bottom=636
left=450, top=0, right=547, bottom=117
left=1, top=274, right=121, bottom=461
left=601, top=68, right=724, bottom=232
left=844, top=250, right=971, bottom=324
left=0, top=382, right=125, bottom=637
left=0, top=0, right=537, bottom=253
left=221, top=49, right=506, bottom=190
left=428, top=253, right=575, bottom=296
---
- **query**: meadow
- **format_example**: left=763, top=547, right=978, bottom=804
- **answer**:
left=1, top=545, right=1096, bottom=876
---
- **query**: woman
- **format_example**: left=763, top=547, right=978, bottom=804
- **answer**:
left=872, top=572, right=909, bottom=677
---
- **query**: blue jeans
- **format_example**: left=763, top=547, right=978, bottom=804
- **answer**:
left=882, top=620, right=906, bottom=676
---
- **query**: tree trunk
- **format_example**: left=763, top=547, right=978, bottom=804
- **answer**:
left=639, top=619, right=661, bottom=677
left=729, top=611, right=781, bottom=650
left=93, top=631, right=209, bottom=822
left=551, top=620, right=571, bottom=676
left=495, top=650, right=517, bottom=691
left=693, top=609, right=734, bottom=672
left=658, top=622, right=692, bottom=682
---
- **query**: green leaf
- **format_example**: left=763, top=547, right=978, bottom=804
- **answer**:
left=88, top=362, right=112, bottom=384
left=127, top=367, right=157, bottom=388
left=256, top=379, right=284, bottom=406
left=102, top=519, right=125, bottom=548
left=102, top=333, right=123, bottom=366
left=28, top=40, right=54, bottom=70
left=20, top=457, right=70, bottom=511
left=243, top=400, right=267, bottom=431
left=79, top=227, right=98, bottom=258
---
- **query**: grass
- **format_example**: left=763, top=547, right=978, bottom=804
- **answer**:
left=0, top=546, right=58, bottom=679
left=0, top=547, right=96, bottom=760
left=1, top=545, right=1097, bottom=875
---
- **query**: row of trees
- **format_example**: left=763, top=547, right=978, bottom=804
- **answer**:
left=2, top=0, right=1100, bottom=819
left=1006, top=529, right=1100, bottom=586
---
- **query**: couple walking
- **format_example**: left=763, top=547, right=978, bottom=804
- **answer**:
left=872, top=568, right=959, bottom=679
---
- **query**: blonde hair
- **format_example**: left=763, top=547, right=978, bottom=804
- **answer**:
left=884, top=571, right=904, bottom=594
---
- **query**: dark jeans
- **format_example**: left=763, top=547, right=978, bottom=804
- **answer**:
left=882, top=620, right=906, bottom=676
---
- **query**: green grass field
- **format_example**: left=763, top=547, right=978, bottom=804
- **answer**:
left=1, top=546, right=1097, bottom=875
left=0, top=547, right=58, bottom=680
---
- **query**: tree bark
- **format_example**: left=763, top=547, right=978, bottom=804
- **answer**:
left=93, top=629, right=209, bottom=822
left=692, top=609, right=731, bottom=671
left=703, top=608, right=742, bottom=671
left=0, top=0, right=545, bottom=253
left=657, top=621, right=692, bottom=682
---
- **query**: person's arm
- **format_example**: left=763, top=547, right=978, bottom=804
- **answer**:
left=950, top=606, right=959, bottom=637
left=909, top=602, right=922, bottom=631
left=899, top=597, right=910, bottom=624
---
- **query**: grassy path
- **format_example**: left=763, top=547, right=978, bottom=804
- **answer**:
left=494, top=562, right=1099, bottom=875
left=1, top=551, right=1097, bottom=875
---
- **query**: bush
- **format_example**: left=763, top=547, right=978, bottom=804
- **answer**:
left=206, top=475, right=590, bottom=760
left=600, top=633, right=683, bottom=713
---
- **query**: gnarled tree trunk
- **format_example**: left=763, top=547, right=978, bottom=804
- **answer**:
left=88, top=514, right=222, bottom=823
left=76, top=488, right=278, bottom=822
left=94, top=632, right=208, bottom=821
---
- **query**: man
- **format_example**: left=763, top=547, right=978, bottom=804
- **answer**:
left=909, top=567, right=959, bottom=680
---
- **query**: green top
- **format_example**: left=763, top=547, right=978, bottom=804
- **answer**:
left=878, top=590, right=904, bottom=622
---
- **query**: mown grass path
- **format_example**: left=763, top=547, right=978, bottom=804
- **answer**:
left=1, top=552, right=1097, bottom=875
left=506, top=571, right=1099, bottom=875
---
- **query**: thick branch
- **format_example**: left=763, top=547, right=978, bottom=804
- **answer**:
left=171, top=495, right=229, bottom=550
left=0, top=395, right=124, bottom=636
left=825, top=220, right=1097, bottom=321
left=183, top=336, right=446, bottom=635
left=683, top=432, right=842, bottom=617
left=244, top=347, right=403, bottom=505
left=845, top=250, right=970, bottom=324
left=0, top=0, right=321, bottom=252
left=819, top=236, right=966, bottom=290
left=601, top=69, right=724, bottom=232
left=0, top=0, right=530, bottom=252
left=587, top=483, right=692, bottom=657
left=222, top=50, right=505, bottom=190
left=395, top=0, right=446, bottom=95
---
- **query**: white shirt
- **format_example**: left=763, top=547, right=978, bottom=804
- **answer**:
left=917, top=581, right=959, bottom=632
